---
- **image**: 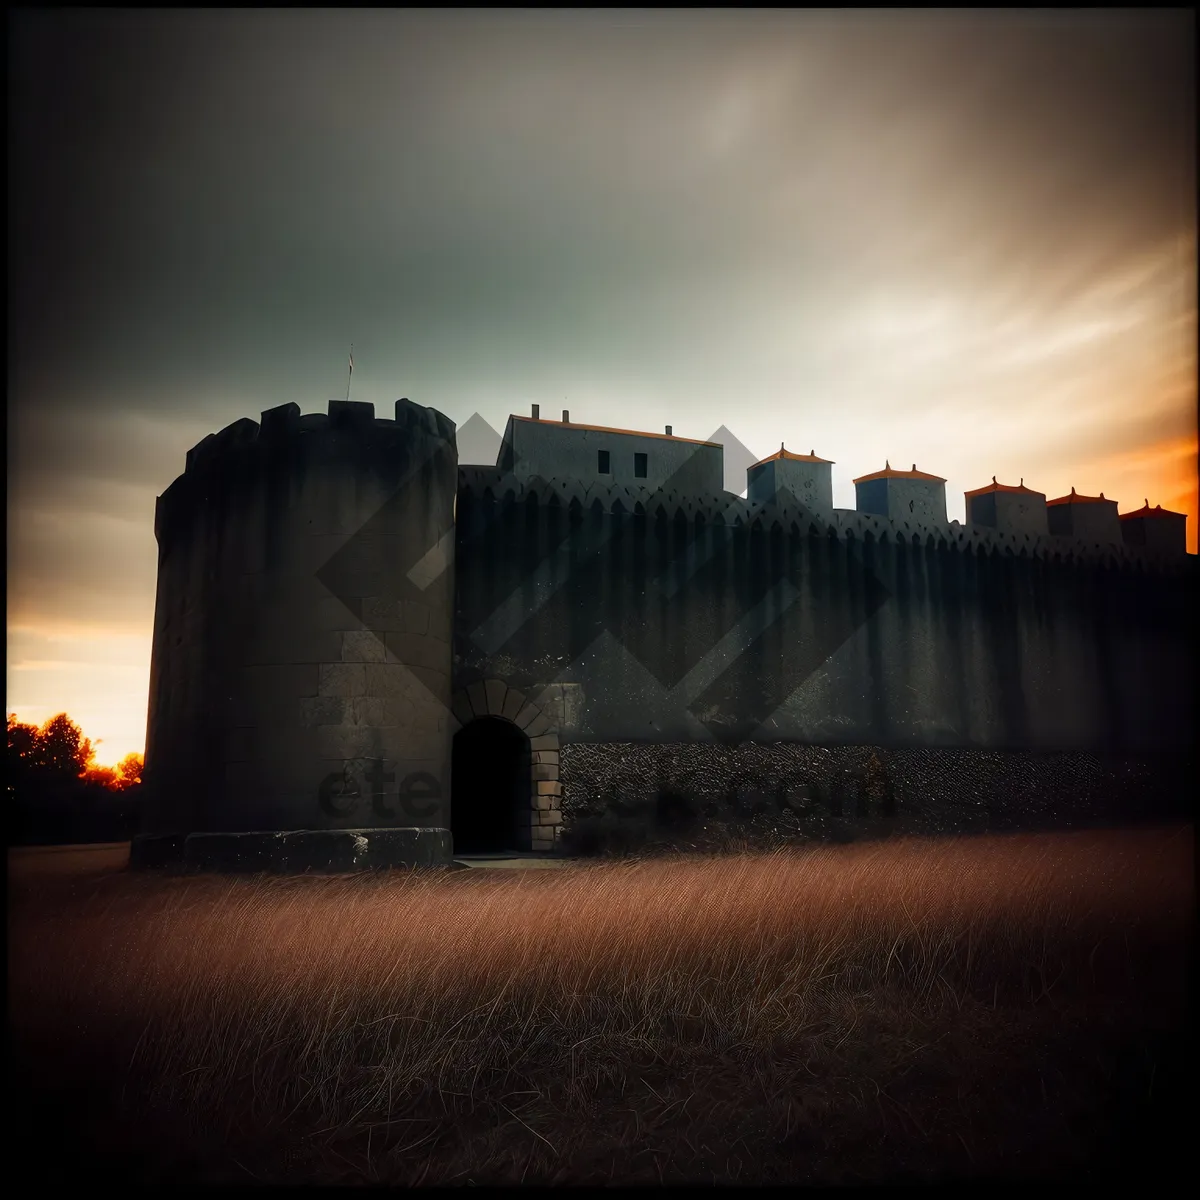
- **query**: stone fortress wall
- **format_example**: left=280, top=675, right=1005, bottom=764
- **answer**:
left=134, top=398, right=1195, bottom=870
left=458, top=406, right=1193, bottom=851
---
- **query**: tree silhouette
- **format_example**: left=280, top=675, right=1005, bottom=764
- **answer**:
left=7, top=715, right=39, bottom=802
left=34, top=713, right=94, bottom=778
left=117, top=753, right=143, bottom=788
left=7, top=712, right=143, bottom=845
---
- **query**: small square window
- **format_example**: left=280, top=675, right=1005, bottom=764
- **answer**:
left=598, top=450, right=610, bottom=474
left=634, top=452, right=647, bottom=479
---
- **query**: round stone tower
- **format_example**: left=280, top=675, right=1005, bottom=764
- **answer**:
left=131, top=398, right=458, bottom=872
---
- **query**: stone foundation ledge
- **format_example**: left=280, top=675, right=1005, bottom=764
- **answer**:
left=131, top=827, right=453, bottom=873
left=128, top=833, right=187, bottom=869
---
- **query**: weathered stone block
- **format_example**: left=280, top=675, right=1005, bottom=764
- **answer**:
left=341, top=630, right=389, bottom=662
left=402, top=601, right=429, bottom=635
left=181, top=827, right=454, bottom=873
left=524, top=712, right=553, bottom=738
left=361, top=597, right=403, bottom=629
left=534, top=794, right=554, bottom=811
left=532, top=750, right=560, bottom=766
left=484, top=679, right=507, bottom=716
left=467, top=681, right=489, bottom=718
left=512, top=702, right=540, bottom=730
left=381, top=696, right=415, bottom=727
left=536, top=780, right=562, bottom=796
left=559, top=683, right=585, bottom=729
left=319, top=662, right=366, bottom=697
left=300, top=696, right=349, bottom=726
left=364, top=662, right=422, bottom=699
left=296, top=630, right=347, bottom=664
left=347, top=696, right=390, bottom=726
left=532, top=764, right=558, bottom=781
left=315, top=724, right=386, bottom=761
left=532, top=685, right=563, bottom=724
left=530, top=733, right=560, bottom=752
left=410, top=665, right=450, bottom=700
left=381, top=631, right=428, bottom=669
left=533, top=683, right=583, bottom=729
left=501, top=689, right=527, bottom=722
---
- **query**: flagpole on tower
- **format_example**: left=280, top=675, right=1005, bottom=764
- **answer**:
left=346, top=344, right=354, bottom=402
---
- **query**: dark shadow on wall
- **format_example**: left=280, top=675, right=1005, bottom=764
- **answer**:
left=451, top=717, right=530, bottom=854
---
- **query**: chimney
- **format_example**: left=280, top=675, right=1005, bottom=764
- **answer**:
left=531, top=404, right=540, bottom=420
left=665, top=425, right=673, bottom=436
left=562, top=409, right=570, bottom=423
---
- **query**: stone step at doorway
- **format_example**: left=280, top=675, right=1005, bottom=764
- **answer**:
left=451, top=851, right=574, bottom=870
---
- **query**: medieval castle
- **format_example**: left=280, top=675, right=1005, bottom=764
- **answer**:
left=132, top=398, right=1195, bottom=872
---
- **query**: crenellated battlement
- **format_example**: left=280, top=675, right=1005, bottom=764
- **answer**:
left=181, top=397, right=457, bottom=478
left=158, top=406, right=1190, bottom=574
left=158, top=398, right=458, bottom=545
left=455, top=466, right=1192, bottom=576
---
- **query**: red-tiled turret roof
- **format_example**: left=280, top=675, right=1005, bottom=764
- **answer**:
left=964, top=475, right=1044, bottom=500
left=852, top=461, right=946, bottom=485
left=1046, top=486, right=1115, bottom=507
left=750, top=443, right=835, bottom=469
left=1118, top=499, right=1185, bottom=520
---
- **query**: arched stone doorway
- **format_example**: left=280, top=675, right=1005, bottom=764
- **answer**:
left=451, top=717, right=529, bottom=852
left=449, top=681, right=561, bottom=853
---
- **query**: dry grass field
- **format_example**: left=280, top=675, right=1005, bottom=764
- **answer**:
left=8, top=826, right=1194, bottom=1184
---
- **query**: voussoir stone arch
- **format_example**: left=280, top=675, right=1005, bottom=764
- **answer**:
left=449, top=679, right=562, bottom=853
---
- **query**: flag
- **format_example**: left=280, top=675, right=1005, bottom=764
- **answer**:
left=349, top=348, right=354, bottom=373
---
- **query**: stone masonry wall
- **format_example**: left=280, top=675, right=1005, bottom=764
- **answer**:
left=558, top=742, right=1194, bottom=855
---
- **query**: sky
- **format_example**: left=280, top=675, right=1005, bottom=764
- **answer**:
left=8, top=9, right=1197, bottom=764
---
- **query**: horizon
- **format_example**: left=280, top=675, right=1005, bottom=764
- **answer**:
left=8, top=9, right=1197, bottom=765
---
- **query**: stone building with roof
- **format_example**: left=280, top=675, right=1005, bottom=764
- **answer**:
left=1118, top=499, right=1189, bottom=554
left=1046, top=487, right=1122, bottom=545
left=851, top=462, right=949, bottom=525
left=746, top=446, right=836, bottom=521
left=964, top=477, right=1050, bottom=539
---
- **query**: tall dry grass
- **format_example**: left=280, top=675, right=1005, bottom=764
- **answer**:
left=8, top=826, right=1194, bottom=1184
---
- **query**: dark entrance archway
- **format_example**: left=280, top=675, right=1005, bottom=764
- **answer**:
left=451, top=717, right=531, bottom=853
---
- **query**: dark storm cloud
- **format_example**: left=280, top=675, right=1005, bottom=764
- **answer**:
left=7, top=10, right=1195, bottom=756
left=11, top=10, right=1192, bottom=404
